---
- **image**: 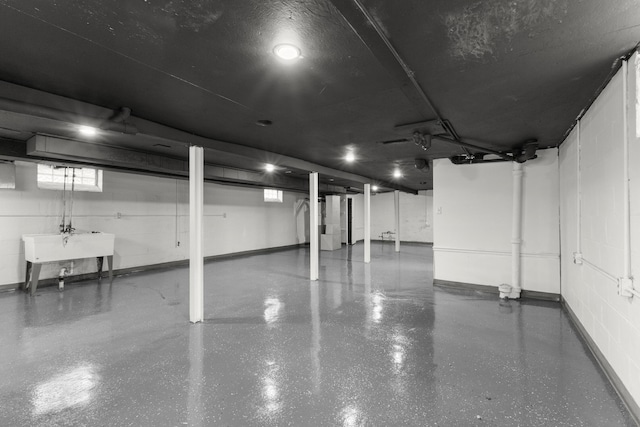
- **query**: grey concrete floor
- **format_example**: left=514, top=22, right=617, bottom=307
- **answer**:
left=0, top=243, right=635, bottom=426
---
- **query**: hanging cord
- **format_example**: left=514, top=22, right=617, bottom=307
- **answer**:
left=60, top=167, right=68, bottom=233
left=67, top=168, right=76, bottom=234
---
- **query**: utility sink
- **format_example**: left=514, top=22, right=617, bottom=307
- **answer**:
left=22, top=232, right=115, bottom=295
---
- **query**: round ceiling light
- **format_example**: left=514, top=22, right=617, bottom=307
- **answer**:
left=372, top=185, right=379, bottom=192
left=273, top=44, right=301, bottom=60
left=265, top=163, right=276, bottom=172
left=78, top=125, right=97, bottom=137
left=345, top=152, right=355, bottom=163
left=393, top=169, right=402, bottom=179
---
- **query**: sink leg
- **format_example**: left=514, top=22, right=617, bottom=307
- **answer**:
left=107, top=255, right=113, bottom=283
left=23, top=261, right=32, bottom=292
left=30, top=263, right=42, bottom=296
left=97, top=257, right=104, bottom=282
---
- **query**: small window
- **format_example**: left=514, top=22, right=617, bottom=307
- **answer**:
left=264, top=188, right=283, bottom=203
left=37, top=164, right=103, bottom=192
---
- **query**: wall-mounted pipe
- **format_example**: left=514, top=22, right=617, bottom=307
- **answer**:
left=508, top=162, right=524, bottom=299
left=449, top=153, right=511, bottom=165
left=574, top=119, right=583, bottom=264
left=437, top=135, right=514, bottom=161
left=618, top=58, right=636, bottom=298
left=0, top=97, right=138, bottom=134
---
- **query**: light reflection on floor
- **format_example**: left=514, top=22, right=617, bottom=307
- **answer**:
left=32, top=364, right=99, bottom=416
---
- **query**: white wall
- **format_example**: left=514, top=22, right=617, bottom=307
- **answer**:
left=433, top=149, right=560, bottom=294
left=370, top=190, right=433, bottom=243
left=559, top=55, right=640, bottom=407
left=0, top=161, right=306, bottom=286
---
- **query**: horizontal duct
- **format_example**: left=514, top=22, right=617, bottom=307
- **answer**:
left=23, top=135, right=346, bottom=194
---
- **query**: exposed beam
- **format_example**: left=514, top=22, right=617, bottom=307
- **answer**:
left=16, top=135, right=349, bottom=194
left=0, top=82, right=419, bottom=194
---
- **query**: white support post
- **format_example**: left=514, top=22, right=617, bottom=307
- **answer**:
left=394, top=190, right=400, bottom=252
left=189, top=145, right=204, bottom=323
left=364, top=184, right=371, bottom=263
left=510, top=162, right=523, bottom=299
left=310, top=172, right=319, bottom=280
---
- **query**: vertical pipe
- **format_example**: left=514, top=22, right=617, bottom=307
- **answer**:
left=394, top=190, right=400, bottom=252
left=189, top=145, right=204, bottom=323
left=576, top=119, right=582, bottom=260
left=364, top=184, right=371, bottom=263
left=310, top=172, right=319, bottom=280
left=622, top=59, right=631, bottom=281
left=175, top=179, right=180, bottom=248
left=511, top=162, right=524, bottom=298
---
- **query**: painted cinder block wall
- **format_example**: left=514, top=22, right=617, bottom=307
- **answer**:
left=0, top=161, right=306, bottom=286
left=432, top=148, right=561, bottom=294
left=559, top=55, right=640, bottom=407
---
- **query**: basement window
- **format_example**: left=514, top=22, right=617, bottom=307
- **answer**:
left=264, top=188, right=283, bottom=203
left=37, top=164, right=103, bottom=192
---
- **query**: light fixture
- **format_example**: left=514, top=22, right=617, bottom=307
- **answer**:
left=265, top=164, right=275, bottom=172
left=393, top=169, right=402, bottom=179
left=372, top=185, right=379, bottom=192
left=345, top=152, right=355, bottom=163
left=273, top=44, right=301, bottom=60
left=77, top=125, right=97, bottom=137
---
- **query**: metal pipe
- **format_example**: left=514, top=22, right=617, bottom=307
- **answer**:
left=0, top=97, right=138, bottom=134
left=436, top=135, right=514, bottom=161
left=575, top=119, right=583, bottom=264
left=618, top=58, right=636, bottom=299
left=510, top=162, right=524, bottom=298
left=622, top=59, right=631, bottom=281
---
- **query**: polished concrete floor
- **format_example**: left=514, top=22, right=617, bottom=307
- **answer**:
left=0, top=243, right=635, bottom=426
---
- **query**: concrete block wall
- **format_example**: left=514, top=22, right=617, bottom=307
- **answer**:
left=0, top=161, right=305, bottom=286
left=432, top=149, right=560, bottom=294
left=559, top=55, right=640, bottom=407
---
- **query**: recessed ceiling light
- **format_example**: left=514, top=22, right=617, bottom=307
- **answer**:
left=345, top=152, right=355, bottom=163
left=393, top=169, right=402, bottom=178
left=265, top=163, right=276, bottom=172
left=372, top=185, right=379, bottom=191
left=273, top=44, right=301, bottom=60
left=78, top=125, right=97, bottom=137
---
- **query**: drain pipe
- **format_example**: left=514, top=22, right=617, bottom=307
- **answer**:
left=618, top=58, right=638, bottom=298
left=58, top=267, right=69, bottom=291
left=500, top=162, right=524, bottom=299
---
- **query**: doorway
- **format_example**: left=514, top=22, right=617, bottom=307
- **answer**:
left=347, top=198, right=353, bottom=245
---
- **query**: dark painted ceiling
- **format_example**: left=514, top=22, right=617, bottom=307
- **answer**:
left=0, top=0, right=638, bottom=191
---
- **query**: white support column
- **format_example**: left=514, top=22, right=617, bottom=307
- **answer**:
left=364, top=183, right=371, bottom=263
left=310, top=172, right=319, bottom=280
left=189, top=145, right=204, bottom=323
left=394, top=190, right=400, bottom=252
